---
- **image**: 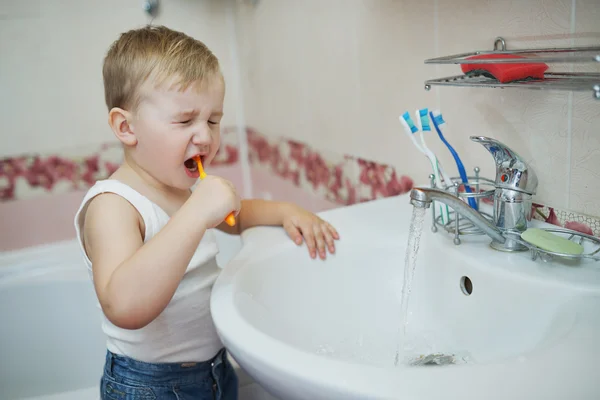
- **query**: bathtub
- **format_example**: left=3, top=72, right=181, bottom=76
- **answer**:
left=0, top=232, right=276, bottom=400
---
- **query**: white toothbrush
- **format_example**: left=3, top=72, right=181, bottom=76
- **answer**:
left=399, top=111, right=450, bottom=225
left=415, top=109, right=453, bottom=189
left=414, top=108, right=452, bottom=225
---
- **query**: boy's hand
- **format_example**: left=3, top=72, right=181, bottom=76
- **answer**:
left=192, top=175, right=241, bottom=229
left=282, top=205, right=339, bottom=260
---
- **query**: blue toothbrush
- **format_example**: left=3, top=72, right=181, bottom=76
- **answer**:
left=430, top=110, right=478, bottom=210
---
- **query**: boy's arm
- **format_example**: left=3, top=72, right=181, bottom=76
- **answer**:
left=84, top=193, right=208, bottom=330
left=216, top=199, right=339, bottom=259
left=216, top=199, right=289, bottom=235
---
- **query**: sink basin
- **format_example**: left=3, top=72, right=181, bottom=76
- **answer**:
left=211, top=194, right=600, bottom=400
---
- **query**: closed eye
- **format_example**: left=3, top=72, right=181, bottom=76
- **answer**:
left=208, top=120, right=218, bottom=125
left=179, top=119, right=192, bottom=125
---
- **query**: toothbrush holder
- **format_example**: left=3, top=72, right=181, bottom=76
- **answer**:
left=429, top=167, right=495, bottom=245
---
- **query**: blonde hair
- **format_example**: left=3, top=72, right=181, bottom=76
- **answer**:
left=102, top=25, right=221, bottom=111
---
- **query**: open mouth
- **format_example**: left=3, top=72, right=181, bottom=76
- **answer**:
left=184, top=157, right=199, bottom=173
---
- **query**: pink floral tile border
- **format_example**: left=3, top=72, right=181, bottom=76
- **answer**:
left=246, top=127, right=414, bottom=205
left=0, top=128, right=240, bottom=202
left=245, top=128, right=600, bottom=238
left=0, top=143, right=122, bottom=201
left=533, top=204, right=600, bottom=237
left=2, top=125, right=599, bottom=239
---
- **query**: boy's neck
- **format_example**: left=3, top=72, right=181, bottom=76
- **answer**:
left=112, top=153, right=191, bottom=205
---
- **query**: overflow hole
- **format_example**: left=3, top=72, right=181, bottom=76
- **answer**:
left=460, top=276, right=473, bottom=296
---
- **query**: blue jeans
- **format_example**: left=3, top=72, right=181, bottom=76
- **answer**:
left=100, top=348, right=238, bottom=400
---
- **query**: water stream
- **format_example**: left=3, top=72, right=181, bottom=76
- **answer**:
left=394, top=207, right=426, bottom=366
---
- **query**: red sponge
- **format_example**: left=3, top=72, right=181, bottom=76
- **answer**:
left=461, top=54, right=549, bottom=83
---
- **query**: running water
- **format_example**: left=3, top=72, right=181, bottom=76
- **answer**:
left=394, top=207, right=426, bottom=366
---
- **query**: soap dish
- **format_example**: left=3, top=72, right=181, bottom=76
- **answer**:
left=504, top=228, right=600, bottom=263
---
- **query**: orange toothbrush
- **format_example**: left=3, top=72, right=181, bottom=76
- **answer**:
left=194, top=156, right=236, bottom=227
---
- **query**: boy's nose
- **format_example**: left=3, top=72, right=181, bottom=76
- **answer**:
left=191, top=125, right=211, bottom=145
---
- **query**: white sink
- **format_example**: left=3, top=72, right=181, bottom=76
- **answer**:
left=211, top=194, right=600, bottom=400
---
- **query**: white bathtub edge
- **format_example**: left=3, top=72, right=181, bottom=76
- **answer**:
left=0, top=239, right=85, bottom=285
left=19, top=386, right=99, bottom=400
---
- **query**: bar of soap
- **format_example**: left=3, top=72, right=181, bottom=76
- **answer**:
left=521, top=228, right=584, bottom=255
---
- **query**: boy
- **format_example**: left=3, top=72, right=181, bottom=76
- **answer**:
left=74, top=25, right=339, bottom=400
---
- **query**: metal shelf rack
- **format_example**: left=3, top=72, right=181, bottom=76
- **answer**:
left=424, top=37, right=600, bottom=99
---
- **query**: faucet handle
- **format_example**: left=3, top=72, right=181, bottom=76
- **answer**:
left=470, top=136, right=538, bottom=195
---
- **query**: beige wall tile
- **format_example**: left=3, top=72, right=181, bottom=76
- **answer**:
left=235, top=0, right=361, bottom=150
left=569, top=0, right=600, bottom=217
left=434, top=0, right=573, bottom=208
left=351, top=0, right=436, bottom=176
left=235, top=0, right=599, bottom=214
left=235, top=0, right=438, bottom=184
left=0, top=0, right=236, bottom=157
left=570, top=95, right=600, bottom=217
left=0, top=0, right=40, bottom=16
left=436, top=89, right=571, bottom=208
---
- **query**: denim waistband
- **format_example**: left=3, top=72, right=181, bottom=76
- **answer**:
left=104, top=348, right=228, bottom=386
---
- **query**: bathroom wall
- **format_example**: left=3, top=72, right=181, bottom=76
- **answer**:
left=1, top=0, right=241, bottom=156
left=2, top=0, right=599, bottom=253
left=232, top=0, right=600, bottom=233
left=0, top=0, right=249, bottom=251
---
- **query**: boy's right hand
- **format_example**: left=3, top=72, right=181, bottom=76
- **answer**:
left=192, top=175, right=241, bottom=229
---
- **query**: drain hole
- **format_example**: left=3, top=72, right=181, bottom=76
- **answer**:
left=460, top=276, right=473, bottom=296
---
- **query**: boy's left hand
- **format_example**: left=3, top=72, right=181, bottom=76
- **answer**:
left=282, top=205, right=339, bottom=260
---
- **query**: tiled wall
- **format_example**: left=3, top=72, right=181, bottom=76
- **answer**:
left=0, top=0, right=246, bottom=251
left=3, top=122, right=600, bottom=252
left=246, top=128, right=413, bottom=206
left=232, top=0, right=600, bottom=217
left=0, top=129, right=244, bottom=252
left=0, top=0, right=241, bottom=157
left=0, top=125, right=416, bottom=251
left=2, top=0, right=600, bottom=253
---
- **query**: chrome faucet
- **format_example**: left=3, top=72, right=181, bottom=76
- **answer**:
left=410, top=136, right=538, bottom=252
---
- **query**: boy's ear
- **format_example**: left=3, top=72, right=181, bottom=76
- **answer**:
left=108, top=107, right=137, bottom=146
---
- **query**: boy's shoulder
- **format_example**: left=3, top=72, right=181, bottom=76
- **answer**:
left=75, top=180, right=147, bottom=265
left=78, top=179, right=145, bottom=209
left=76, top=179, right=146, bottom=236
left=78, top=179, right=133, bottom=213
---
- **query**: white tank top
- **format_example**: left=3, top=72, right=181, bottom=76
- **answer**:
left=73, top=180, right=223, bottom=363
